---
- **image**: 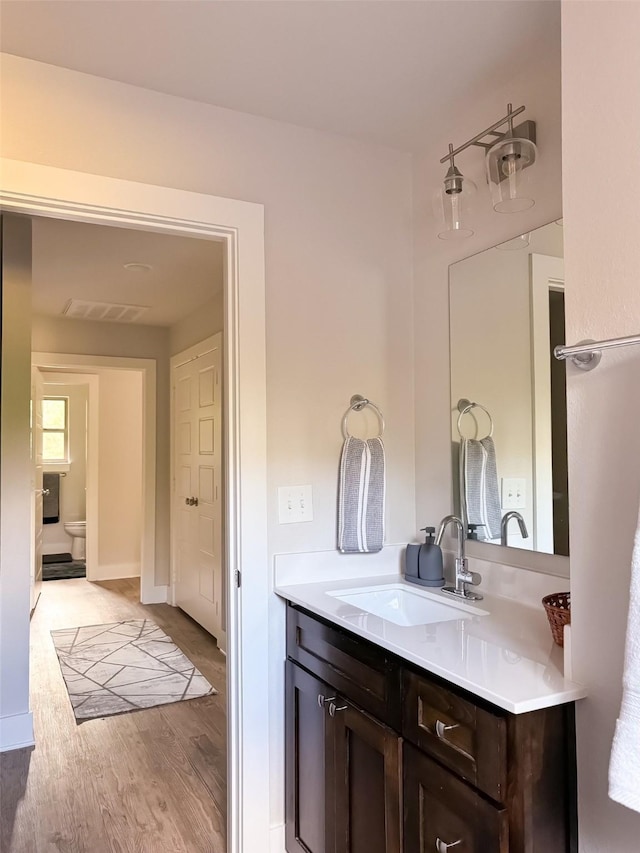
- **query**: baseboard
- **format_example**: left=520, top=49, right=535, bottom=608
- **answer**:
left=42, top=541, right=72, bottom=556
left=90, top=562, right=141, bottom=582
left=0, top=711, right=34, bottom=753
left=270, top=823, right=285, bottom=853
left=140, top=584, right=168, bottom=605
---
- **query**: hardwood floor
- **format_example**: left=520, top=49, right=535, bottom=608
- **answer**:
left=0, top=578, right=227, bottom=853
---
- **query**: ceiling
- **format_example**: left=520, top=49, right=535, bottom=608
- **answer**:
left=0, top=0, right=560, bottom=152
left=31, top=217, right=224, bottom=327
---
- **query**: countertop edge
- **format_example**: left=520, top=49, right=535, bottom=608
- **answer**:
left=275, top=579, right=587, bottom=715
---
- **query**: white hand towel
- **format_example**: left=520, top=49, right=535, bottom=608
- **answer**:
left=337, top=436, right=385, bottom=554
left=609, top=510, right=640, bottom=812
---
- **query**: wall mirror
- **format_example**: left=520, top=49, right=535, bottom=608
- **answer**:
left=449, top=220, right=567, bottom=557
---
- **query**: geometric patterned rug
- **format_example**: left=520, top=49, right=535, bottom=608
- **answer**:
left=51, top=619, right=215, bottom=722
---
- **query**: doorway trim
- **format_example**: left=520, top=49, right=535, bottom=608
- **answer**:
left=33, top=356, right=156, bottom=600
left=530, top=253, right=565, bottom=554
left=0, top=158, right=268, bottom=852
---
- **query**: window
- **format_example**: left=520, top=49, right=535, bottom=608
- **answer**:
left=42, top=397, right=69, bottom=462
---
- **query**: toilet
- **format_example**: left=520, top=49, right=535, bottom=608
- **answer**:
left=64, top=521, right=86, bottom=561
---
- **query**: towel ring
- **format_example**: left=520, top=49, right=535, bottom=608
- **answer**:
left=456, top=399, right=494, bottom=440
left=342, top=395, right=385, bottom=439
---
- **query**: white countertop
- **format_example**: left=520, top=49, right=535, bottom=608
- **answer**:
left=275, top=572, right=586, bottom=714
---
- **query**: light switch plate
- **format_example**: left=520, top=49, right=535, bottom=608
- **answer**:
left=278, top=485, right=313, bottom=524
left=501, top=478, right=526, bottom=509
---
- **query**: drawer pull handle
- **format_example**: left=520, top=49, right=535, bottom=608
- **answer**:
left=435, top=719, right=459, bottom=739
left=435, top=838, right=462, bottom=853
left=317, top=694, right=336, bottom=708
left=328, top=701, right=348, bottom=717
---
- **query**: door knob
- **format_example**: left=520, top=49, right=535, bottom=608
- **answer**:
left=35, top=488, right=50, bottom=496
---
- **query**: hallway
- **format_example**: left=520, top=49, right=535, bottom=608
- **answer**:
left=0, top=578, right=227, bottom=853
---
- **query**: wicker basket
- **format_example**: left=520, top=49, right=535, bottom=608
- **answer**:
left=542, top=592, right=571, bottom=647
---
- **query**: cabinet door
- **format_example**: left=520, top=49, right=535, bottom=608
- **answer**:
left=404, top=743, right=508, bottom=853
left=331, top=700, right=402, bottom=853
left=286, top=661, right=332, bottom=853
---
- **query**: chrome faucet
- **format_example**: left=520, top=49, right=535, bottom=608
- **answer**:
left=500, top=511, right=529, bottom=546
left=435, top=514, right=483, bottom=602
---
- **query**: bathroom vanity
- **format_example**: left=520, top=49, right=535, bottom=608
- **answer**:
left=277, top=573, right=584, bottom=853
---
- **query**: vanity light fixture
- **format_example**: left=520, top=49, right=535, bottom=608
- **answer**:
left=434, top=144, right=477, bottom=240
left=436, top=103, right=537, bottom=237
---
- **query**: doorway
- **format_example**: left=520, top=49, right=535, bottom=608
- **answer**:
left=0, top=159, right=269, bottom=851
left=31, top=353, right=157, bottom=602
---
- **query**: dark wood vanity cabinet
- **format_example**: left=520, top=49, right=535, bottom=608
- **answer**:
left=285, top=611, right=403, bottom=853
left=285, top=603, right=577, bottom=853
left=285, top=658, right=402, bottom=853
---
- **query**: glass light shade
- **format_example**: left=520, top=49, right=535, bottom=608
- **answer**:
left=495, top=232, right=531, bottom=251
left=486, top=137, right=537, bottom=214
left=433, top=172, right=476, bottom=240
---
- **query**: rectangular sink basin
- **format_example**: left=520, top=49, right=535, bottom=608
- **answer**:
left=327, top=584, right=487, bottom=627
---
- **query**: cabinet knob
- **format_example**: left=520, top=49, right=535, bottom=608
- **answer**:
left=435, top=838, right=462, bottom=853
left=328, top=701, right=348, bottom=717
left=435, top=719, right=459, bottom=740
left=317, top=694, right=336, bottom=708
left=185, top=497, right=191, bottom=505
left=192, top=496, right=199, bottom=507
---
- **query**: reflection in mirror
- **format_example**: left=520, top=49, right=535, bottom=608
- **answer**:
left=449, top=220, right=567, bottom=556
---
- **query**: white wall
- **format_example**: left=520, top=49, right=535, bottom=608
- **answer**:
left=32, top=314, right=171, bottom=584
left=96, top=369, right=143, bottom=579
left=40, top=379, right=88, bottom=555
left=170, top=292, right=223, bottom=356
left=412, top=44, right=563, bottom=567
left=2, top=56, right=416, bottom=827
left=562, top=3, right=640, bottom=850
left=1, top=56, right=415, bottom=558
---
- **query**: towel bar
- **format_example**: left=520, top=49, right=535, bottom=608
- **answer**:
left=341, top=394, right=385, bottom=439
left=555, top=333, right=640, bottom=371
left=456, top=399, right=494, bottom=439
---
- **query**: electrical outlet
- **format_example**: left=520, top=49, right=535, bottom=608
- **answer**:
left=278, top=485, right=313, bottom=524
left=501, top=478, right=526, bottom=510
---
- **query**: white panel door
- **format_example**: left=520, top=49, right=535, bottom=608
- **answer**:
left=173, top=338, right=225, bottom=650
left=30, top=365, right=44, bottom=615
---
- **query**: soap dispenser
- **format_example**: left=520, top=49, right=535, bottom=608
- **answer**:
left=405, top=527, right=445, bottom=588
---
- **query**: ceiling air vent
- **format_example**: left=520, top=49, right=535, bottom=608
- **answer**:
left=62, top=299, right=150, bottom=323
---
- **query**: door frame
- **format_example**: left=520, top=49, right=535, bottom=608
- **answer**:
left=530, top=253, right=565, bottom=553
left=0, top=158, right=269, bottom=851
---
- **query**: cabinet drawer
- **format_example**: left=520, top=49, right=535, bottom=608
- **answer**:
left=287, top=605, right=402, bottom=729
left=404, top=742, right=508, bottom=853
left=403, top=669, right=507, bottom=802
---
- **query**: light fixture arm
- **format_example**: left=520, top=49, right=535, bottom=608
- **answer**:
left=439, top=104, right=527, bottom=164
